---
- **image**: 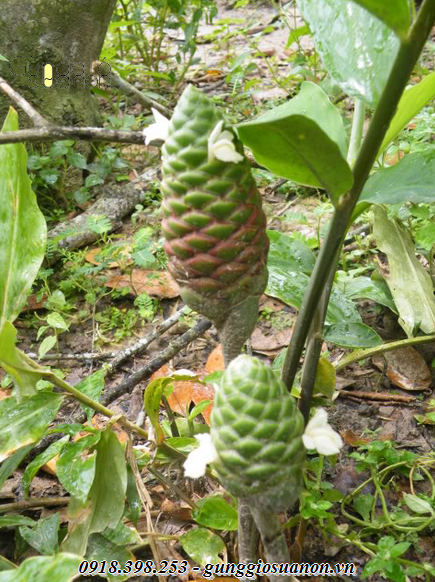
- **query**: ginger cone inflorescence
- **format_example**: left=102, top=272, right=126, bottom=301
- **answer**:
left=160, top=85, right=269, bottom=362
left=211, top=355, right=306, bottom=511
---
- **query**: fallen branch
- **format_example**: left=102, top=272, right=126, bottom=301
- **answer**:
left=107, top=305, right=186, bottom=373
left=0, top=75, right=49, bottom=127
left=48, top=166, right=158, bottom=252
left=100, top=317, right=212, bottom=407
left=93, top=61, right=171, bottom=118
left=0, top=497, right=69, bottom=513
left=338, top=390, right=416, bottom=403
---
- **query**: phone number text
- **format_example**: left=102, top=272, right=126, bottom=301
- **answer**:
left=78, top=559, right=189, bottom=577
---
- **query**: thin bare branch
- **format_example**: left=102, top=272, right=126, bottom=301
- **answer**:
left=0, top=75, right=49, bottom=127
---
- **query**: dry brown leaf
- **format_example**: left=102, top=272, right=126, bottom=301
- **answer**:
left=340, top=430, right=370, bottom=447
left=251, top=326, right=292, bottom=355
left=149, top=364, right=172, bottom=381
left=167, top=381, right=215, bottom=426
left=205, top=344, right=225, bottom=373
left=372, top=346, right=432, bottom=391
left=105, top=270, right=179, bottom=298
left=0, top=389, right=12, bottom=401
left=85, top=246, right=133, bottom=268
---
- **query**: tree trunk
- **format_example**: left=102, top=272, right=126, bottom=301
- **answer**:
left=0, top=0, right=117, bottom=127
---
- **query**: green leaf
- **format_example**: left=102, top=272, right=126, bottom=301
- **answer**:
left=343, top=0, right=410, bottom=37
left=0, top=554, right=81, bottom=582
left=353, top=493, right=374, bottom=522
left=296, top=0, right=400, bottom=108
left=0, top=443, right=34, bottom=490
left=179, top=527, right=224, bottom=567
left=324, top=322, right=382, bottom=348
left=61, top=429, right=127, bottom=556
left=75, top=369, right=106, bottom=421
left=46, top=313, right=69, bottom=331
left=0, top=108, right=47, bottom=327
left=22, top=436, right=69, bottom=495
left=85, top=533, right=134, bottom=582
left=38, top=335, right=57, bottom=359
left=344, top=276, right=397, bottom=313
left=362, top=557, right=385, bottom=578
left=267, top=230, right=315, bottom=274
left=0, top=515, right=36, bottom=529
left=188, top=400, right=211, bottom=421
left=313, top=357, right=336, bottom=398
left=403, top=492, right=434, bottom=515
left=0, top=319, right=45, bottom=399
left=237, top=83, right=352, bottom=202
left=67, top=152, right=87, bottom=170
left=380, top=73, right=435, bottom=155
left=144, top=377, right=174, bottom=445
left=56, top=433, right=100, bottom=502
left=0, top=54, right=8, bottom=62
left=19, top=513, right=60, bottom=555
left=360, top=150, right=435, bottom=206
left=373, top=206, right=435, bottom=336
left=192, top=495, right=238, bottom=531
left=0, top=391, right=63, bottom=462
left=266, top=267, right=362, bottom=326
left=390, top=541, right=411, bottom=558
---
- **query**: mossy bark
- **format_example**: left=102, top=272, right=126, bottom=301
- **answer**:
left=0, top=0, right=116, bottom=128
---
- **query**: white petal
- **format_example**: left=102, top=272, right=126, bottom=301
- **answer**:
left=209, top=120, right=224, bottom=145
left=143, top=108, right=170, bottom=145
left=212, top=141, right=244, bottom=163
left=302, top=408, right=343, bottom=456
left=183, top=434, right=218, bottom=478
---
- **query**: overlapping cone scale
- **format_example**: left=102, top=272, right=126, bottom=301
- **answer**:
left=210, top=355, right=306, bottom=508
left=160, top=85, right=269, bottom=320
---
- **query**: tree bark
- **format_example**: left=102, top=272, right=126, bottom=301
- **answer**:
left=0, top=0, right=117, bottom=127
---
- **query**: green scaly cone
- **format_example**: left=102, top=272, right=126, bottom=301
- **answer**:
left=161, top=85, right=268, bottom=362
left=211, top=355, right=306, bottom=511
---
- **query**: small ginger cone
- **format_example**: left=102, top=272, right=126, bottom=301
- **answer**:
left=160, top=85, right=268, bottom=363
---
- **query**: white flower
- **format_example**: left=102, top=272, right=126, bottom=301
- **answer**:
left=302, top=408, right=343, bottom=456
left=183, top=434, right=218, bottom=478
left=143, top=108, right=170, bottom=145
left=208, top=120, right=244, bottom=164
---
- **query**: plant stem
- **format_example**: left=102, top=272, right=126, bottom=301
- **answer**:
left=281, top=0, right=435, bottom=393
left=347, top=99, right=366, bottom=167
left=298, top=268, right=335, bottom=423
left=248, top=505, right=294, bottom=582
left=237, top=499, right=260, bottom=574
left=334, top=333, right=435, bottom=372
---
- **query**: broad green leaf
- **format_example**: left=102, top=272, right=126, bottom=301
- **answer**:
left=0, top=321, right=45, bottom=397
left=324, top=322, right=382, bottom=348
left=192, top=495, right=238, bottom=531
left=403, top=492, right=434, bottom=515
left=238, top=83, right=352, bottom=202
left=267, top=230, right=315, bottom=274
left=344, top=276, right=397, bottom=313
left=0, top=108, right=47, bottom=327
left=102, top=520, right=142, bottom=545
left=38, top=335, right=57, bottom=359
left=373, top=206, right=435, bottom=336
left=179, top=527, right=224, bottom=567
left=0, top=443, right=34, bottom=490
left=353, top=493, right=374, bottom=522
left=22, top=436, right=69, bottom=495
left=360, top=150, right=435, bottom=206
left=125, top=465, right=141, bottom=527
left=0, top=391, right=63, bottom=462
left=56, top=433, right=100, bottom=502
left=344, top=0, right=410, bottom=37
left=0, top=554, right=81, bottom=582
left=62, top=429, right=127, bottom=556
left=46, top=313, right=69, bottom=331
left=85, top=533, right=134, bottom=582
left=380, top=73, right=435, bottom=155
left=313, top=357, right=336, bottom=398
left=144, top=376, right=174, bottom=445
left=266, top=267, right=362, bottom=326
left=296, top=0, right=400, bottom=107
left=75, top=369, right=106, bottom=421
left=19, top=513, right=60, bottom=555
left=0, top=515, right=35, bottom=529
